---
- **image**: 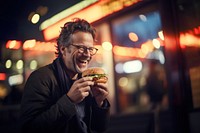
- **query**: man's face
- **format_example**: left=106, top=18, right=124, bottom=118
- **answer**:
left=61, top=31, right=95, bottom=76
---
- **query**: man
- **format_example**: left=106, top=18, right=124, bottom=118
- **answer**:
left=20, top=18, right=110, bottom=133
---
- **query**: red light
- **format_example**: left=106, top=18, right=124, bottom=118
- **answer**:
left=0, top=73, right=6, bottom=80
left=6, top=40, right=22, bottom=49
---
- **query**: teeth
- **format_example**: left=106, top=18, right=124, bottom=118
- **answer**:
left=79, top=60, right=87, bottom=63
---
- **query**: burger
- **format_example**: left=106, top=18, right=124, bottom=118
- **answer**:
left=82, top=67, right=108, bottom=83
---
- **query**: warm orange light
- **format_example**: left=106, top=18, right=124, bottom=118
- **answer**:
left=113, top=46, right=125, bottom=56
left=129, top=32, right=138, bottom=42
left=113, top=46, right=141, bottom=57
left=0, top=73, right=6, bottom=80
left=23, top=40, right=56, bottom=52
left=42, top=0, right=143, bottom=41
left=23, top=39, right=36, bottom=50
left=180, top=33, right=200, bottom=48
left=43, top=1, right=105, bottom=41
left=102, top=42, right=112, bottom=51
left=141, top=44, right=149, bottom=54
left=34, top=41, right=56, bottom=51
left=179, top=25, right=200, bottom=48
left=141, top=40, right=154, bottom=53
left=6, top=40, right=22, bottom=49
left=113, top=39, right=157, bottom=58
left=138, top=50, right=146, bottom=58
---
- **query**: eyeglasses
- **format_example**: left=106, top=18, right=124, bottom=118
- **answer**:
left=71, top=44, right=98, bottom=56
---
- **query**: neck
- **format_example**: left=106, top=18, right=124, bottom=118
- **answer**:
left=64, top=68, right=77, bottom=79
left=59, top=57, right=77, bottom=79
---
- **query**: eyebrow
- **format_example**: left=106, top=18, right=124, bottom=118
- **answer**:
left=72, top=44, right=95, bottom=48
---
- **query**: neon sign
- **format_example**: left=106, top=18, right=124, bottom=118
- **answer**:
left=42, top=0, right=143, bottom=41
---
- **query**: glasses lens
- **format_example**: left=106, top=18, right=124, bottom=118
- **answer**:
left=72, top=44, right=98, bottom=55
left=89, top=48, right=98, bottom=55
left=78, top=47, right=85, bottom=53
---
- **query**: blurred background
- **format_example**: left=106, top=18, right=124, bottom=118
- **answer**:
left=0, top=0, right=200, bottom=133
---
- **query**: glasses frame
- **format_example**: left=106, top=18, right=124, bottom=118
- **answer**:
left=71, top=44, right=98, bottom=56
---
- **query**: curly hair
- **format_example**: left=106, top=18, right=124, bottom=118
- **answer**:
left=55, top=18, right=96, bottom=57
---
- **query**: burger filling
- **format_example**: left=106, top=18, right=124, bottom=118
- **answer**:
left=83, top=74, right=107, bottom=81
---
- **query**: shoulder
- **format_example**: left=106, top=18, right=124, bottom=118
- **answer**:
left=23, top=63, right=59, bottom=96
left=26, top=63, right=56, bottom=85
left=30, top=64, right=54, bottom=78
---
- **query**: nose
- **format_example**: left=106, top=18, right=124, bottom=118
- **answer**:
left=83, top=49, right=91, bottom=57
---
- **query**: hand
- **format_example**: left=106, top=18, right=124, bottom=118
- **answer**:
left=91, top=82, right=109, bottom=107
left=67, top=77, right=94, bottom=103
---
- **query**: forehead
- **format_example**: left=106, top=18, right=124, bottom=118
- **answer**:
left=71, top=31, right=94, bottom=44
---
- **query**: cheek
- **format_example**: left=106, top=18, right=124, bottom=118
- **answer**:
left=62, top=49, right=73, bottom=64
left=67, top=48, right=72, bottom=53
left=63, top=48, right=74, bottom=59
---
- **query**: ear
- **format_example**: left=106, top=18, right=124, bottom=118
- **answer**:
left=60, top=45, right=66, bottom=55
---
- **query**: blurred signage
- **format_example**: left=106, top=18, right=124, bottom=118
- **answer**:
left=101, top=0, right=142, bottom=16
left=42, top=0, right=143, bottom=41
left=22, top=39, right=56, bottom=51
left=40, top=0, right=98, bottom=30
left=180, top=25, right=200, bottom=48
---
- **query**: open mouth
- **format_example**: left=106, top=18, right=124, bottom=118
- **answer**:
left=76, top=59, right=88, bottom=68
left=78, top=59, right=87, bottom=64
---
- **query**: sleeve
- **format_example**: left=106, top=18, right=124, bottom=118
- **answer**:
left=20, top=69, right=76, bottom=133
left=91, top=98, right=110, bottom=132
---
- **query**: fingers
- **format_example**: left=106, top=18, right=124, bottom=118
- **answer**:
left=93, top=83, right=109, bottom=92
left=79, top=85, right=91, bottom=96
left=92, top=87, right=109, bottom=98
left=98, top=87, right=109, bottom=96
left=67, top=77, right=109, bottom=104
left=91, top=83, right=109, bottom=97
left=92, top=85, right=109, bottom=107
left=75, top=77, right=93, bottom=84
left=67, top=77, right=94, bottom=103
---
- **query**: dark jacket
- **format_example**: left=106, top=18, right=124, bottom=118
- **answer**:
left=20, top=62, right=110, bottom=133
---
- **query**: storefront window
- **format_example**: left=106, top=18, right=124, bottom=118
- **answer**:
left=178, top=0, right=200, bottom=109
left=111, top=4, right=168, bottom=113
left=0, top=41, right=23, bottom=105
